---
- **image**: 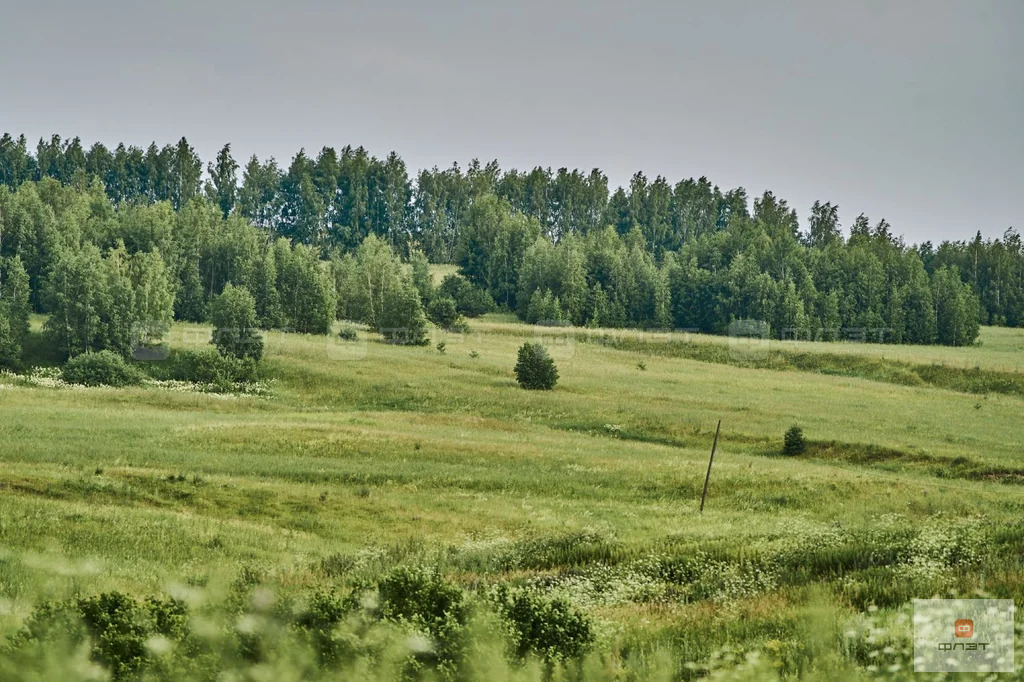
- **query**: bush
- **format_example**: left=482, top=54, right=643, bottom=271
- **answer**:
left=146, top=348, right=259, bottom=389
left=378, top=567, right=467, bottom=631
left=456, top=285, right=496, bottom=318
left=379, top=282, right=429, bottom=346
left=62, top=351, right=145, bottom=387
left=491, top=586, right=593, bottom=661
left=783, top=425, right=807, bottom=455
left=11, top=592, right=188, bottom=681
left=210, top=284, right=263, bottom=361
left=78, top=593, right=188, bottom=680
left=378, top=567, right=468, bottom=669
left=426, top=296, right=461, bottom=330
left=524, top=289, right=566, bottom=325
left=338, top=324, right=359, bottom=341
left=438, top=274, right=495, bottom=318
left=294, top=590, right=357, bottom=666
left=514, top=343, right=558, bottom=390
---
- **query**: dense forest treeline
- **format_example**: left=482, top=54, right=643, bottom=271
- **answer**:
left=1, top=132, right=1021, bottom=356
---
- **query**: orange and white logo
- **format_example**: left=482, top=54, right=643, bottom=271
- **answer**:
left=954, top=619, right=974, bottom=638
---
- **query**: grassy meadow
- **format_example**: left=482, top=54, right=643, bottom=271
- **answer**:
left=1, top=306, right=1022, bottom=679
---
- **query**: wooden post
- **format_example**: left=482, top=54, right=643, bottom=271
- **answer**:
left=699, top=419, right=721, bottom=513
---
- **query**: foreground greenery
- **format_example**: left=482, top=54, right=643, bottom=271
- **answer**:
left=0, top=313, right=1021, bottom=679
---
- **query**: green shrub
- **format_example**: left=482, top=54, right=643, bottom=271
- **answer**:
left=379, top=283, right=429, bottom=346
left=78, top=593, right=188, bottom=679
left=783, top=425, right=807, bottom=455
left=427, top=296, right=461, bottom=330
left=524, top=289, right=566, bottom=325
left=62, top=351, right=145, bottom=387
left=514, top=343, right=558, bottom=390
left=438, top=275, right=495, bottom=318
left=378, top=566, right=467, bottom=632
left=492, top=586, right=593, bottom=661
left=457, top=285, right=496, bottom=317
left=378, top=567, right=468, bottom=670
left=295, top=590, right=358, bottom=666
left=338, top=324, right=359, bottom=341
left=11, top=592, right=188, bottom=681
left=210, top=283, right=263, bottom=361
left=148, top=348, right=259, bottom=389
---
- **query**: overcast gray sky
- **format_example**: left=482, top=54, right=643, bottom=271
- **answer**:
left=2, top=0, right=1020, bottom=243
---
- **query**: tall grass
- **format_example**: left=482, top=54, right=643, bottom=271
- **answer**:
left=0, top=316, right=1022, bottom=678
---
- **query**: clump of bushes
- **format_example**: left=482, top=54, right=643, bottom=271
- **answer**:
left=379, top=284, right=430, bottom=346
left=426, top=296, right=468, bottom=332
left=210, top=284, right=263, bottom=361
left=62, top=351, right=145, bottom=387
left=783, top=425, right=807, bottom=455
left=437, top=274, right=495, bottom=318
left=514, top=343, right=558, bottom=390
left=294, top=590, right=359, bottom=666
left=157, top=348, right=259, bottom=389
left=378, top=566, right=468, bottom=632
left=8, top=574, right=603, bottom=680
left=293, top=573, right=467, bottom=673
left=336, top=236, right=431, bottom=345
left=491, top=586, right=593, bottom=661
left=9, top=592, right=188, bottom=681
left=338, top=324, right=359, bottom=341
left=378, top=566, right=469, bottom=673
left=524, top=289, right=567, bottom=325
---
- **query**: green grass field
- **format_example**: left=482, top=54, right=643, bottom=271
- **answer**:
left=1, top=310, right=1022, bottom=679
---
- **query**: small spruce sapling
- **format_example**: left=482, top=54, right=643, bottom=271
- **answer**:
left=783, top=425, right=807, bottom=455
